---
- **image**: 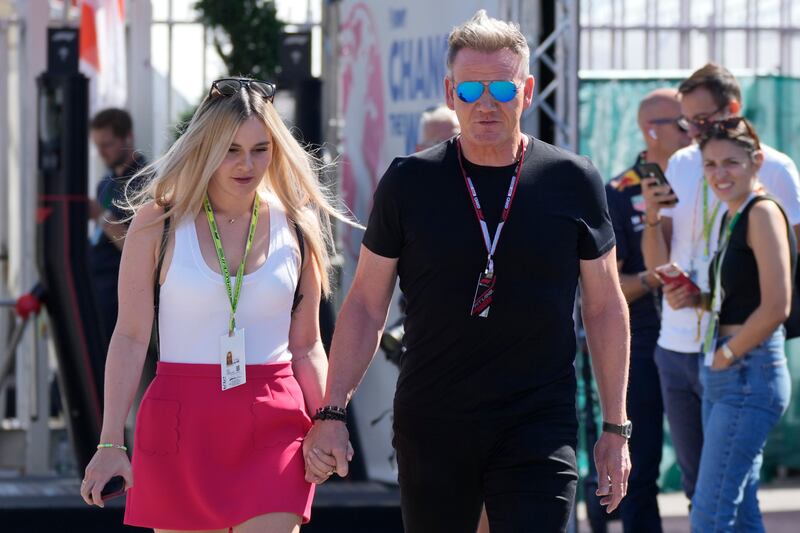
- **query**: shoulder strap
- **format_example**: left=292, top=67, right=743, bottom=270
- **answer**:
left=152, top=209, right=171, bottom=360
left=292, top=221, right=305, bottom=314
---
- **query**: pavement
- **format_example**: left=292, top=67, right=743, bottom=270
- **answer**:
left=577, top=482, right=800, bottom=532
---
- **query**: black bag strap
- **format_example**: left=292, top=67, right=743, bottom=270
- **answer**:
left=292, top=221, right=305, bottom=314
left=153, top=209, right=171, bottom=360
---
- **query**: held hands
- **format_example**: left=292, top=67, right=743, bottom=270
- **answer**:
left=80, top=448, right=133, bottom=507
left=302, top=420, right=354, bottom=485
left=593, top=432, right=632, bottom=513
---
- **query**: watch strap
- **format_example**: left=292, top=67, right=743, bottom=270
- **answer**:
left=602, top=420, right=632, bottom=439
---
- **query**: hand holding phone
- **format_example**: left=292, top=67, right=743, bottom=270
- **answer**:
left=654, top=263, right=700, bottom=295
left=637, top=163, right=678, bottom=207
left=100, top=475, right=126, bottom=501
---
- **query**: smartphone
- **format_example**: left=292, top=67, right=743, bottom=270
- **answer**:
left=654, top=263, right=700, bottom=294
left=636, top=162, right=679, bottom=206
left=100, top=475, right=126, bottom=502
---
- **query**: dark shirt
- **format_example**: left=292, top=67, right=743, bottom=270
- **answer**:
left=89, top=154, right=147, bottom=277
left=712, top=195, right=797, bottom=325
left=605, top=154, right=661, bottom=354
left=363, top=137, right=615, bottom=418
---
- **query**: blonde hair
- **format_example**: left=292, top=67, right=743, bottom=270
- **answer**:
left=127, top=85, right=354, bottom=295
left=447, top=10, right=530, bottom=77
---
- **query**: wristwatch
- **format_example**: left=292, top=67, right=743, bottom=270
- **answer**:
left=720, top=343, right=736, bottom=360
left=602, top=420, right=633, bottom=439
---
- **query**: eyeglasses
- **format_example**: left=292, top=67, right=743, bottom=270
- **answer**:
left=677, top=104, right=727, bottom=132
left=454, top=80, right=519, bottom=103
left=648, top=117, right=689, bottom=133
left=209, top=78, right=276, bottom=102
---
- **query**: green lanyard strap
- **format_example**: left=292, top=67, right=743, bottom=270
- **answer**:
left=702, top=194, right=755, bottom=354
left=203, top=195, right=260, bottom=335
left=702, top=181, right=722, bottom=257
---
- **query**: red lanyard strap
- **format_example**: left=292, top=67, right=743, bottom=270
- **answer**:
left=456, top=137, right=525, bottom=274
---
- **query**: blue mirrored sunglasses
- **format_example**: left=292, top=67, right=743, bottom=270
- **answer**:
left=455, top=80, right=519, bottom=103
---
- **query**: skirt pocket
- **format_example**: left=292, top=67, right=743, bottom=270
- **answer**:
left=136, top=398, right=181, bottom=456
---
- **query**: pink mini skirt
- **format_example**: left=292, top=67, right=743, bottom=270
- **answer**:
left=124, top=361, right=314, bottom=530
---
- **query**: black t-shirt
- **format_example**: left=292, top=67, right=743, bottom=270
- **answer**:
left=89, top=154, right=147, bottom=277
left=605, top=154, right=661, bottom=354
left=363, top=137, right=615, bottom=418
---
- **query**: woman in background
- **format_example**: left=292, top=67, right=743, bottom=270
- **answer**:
left=690, top=118, right=793, bottom=532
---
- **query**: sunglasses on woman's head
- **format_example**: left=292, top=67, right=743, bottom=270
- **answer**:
left=209, top=78, right=276, bottom=102
left=699, top=117, right=761, bottom=149
left=455, top=80, right=519, bottom=103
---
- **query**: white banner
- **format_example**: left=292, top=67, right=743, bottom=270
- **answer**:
left=337, top=0, right=501, bottom=288
left=79, top=0, right=127, bottom=113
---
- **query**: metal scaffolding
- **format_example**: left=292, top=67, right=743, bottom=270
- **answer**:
left=581, top=0, right=800, bottom=74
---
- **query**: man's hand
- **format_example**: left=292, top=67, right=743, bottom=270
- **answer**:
left=302, top=420, right=354, bottom=484
left=642, top=177, right=676, bottom=222
left=594, top=432, right=631, bottom=513
left=662, top=282, right=700, bottom=310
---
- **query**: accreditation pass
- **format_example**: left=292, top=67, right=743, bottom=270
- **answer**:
left=220, top=329, right=246, bottom=391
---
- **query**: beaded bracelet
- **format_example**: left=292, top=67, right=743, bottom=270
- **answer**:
left=97, top=443, right=128, bottom=451
left=312, top=405, right=347, bottom=423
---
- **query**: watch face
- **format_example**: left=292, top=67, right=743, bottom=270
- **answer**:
left=623, top=421, right=633, bottom=438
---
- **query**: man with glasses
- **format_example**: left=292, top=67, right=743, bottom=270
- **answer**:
left=303, top=10, right=631, bottom=533
left=603, top=88, right=691, bottom=532
left=641, top=63, right=800, bottom=504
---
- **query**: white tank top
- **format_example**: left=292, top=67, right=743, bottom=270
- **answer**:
left=158, top=195, right=299, bottom=364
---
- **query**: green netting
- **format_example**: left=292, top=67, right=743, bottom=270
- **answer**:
left=577, top=75, right=800, bottom=492
left=579, top=75, right=800, bottom=180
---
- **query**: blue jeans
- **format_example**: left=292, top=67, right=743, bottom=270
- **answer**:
left=654, top=345, right=704, bottom=499
left=691, top=328, right=792, bottom=533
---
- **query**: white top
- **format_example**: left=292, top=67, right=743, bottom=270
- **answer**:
left=658, top=142, right=800, bottom=353
left=158, top=195, right=300, bottom=364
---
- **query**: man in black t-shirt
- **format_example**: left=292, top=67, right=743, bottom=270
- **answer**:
left=602, top=89, right=691, bottom=532
left=88, top=108, right=147, bottom=350
left=304, top=11, right=631, bottom=532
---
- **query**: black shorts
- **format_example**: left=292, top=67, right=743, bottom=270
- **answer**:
left=392, top=402, right=578, bottom=533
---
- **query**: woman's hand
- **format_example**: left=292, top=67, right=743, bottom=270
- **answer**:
left=80, top=448, right=133, bottom=507
left=710, top=348, right=736, bottom=371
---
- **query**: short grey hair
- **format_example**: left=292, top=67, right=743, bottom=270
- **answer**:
left=417, top=104, right=459, bottom=142
left=447, top=10, right=530, bottom=77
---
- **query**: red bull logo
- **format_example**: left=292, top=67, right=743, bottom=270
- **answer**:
left=613, top=169, right=641, bottom=191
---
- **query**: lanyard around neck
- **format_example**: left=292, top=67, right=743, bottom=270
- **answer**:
left=456, top=137, right=525, bottom=274
left=203, top=195, right=260, bottom=334
left=702, top=180, right=723, bottom=257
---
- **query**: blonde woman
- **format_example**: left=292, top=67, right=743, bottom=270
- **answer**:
left=79, top=78, right=352, bottom=533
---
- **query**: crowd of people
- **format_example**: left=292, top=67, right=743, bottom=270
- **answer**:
left=75, top=9, right=795, bottom=533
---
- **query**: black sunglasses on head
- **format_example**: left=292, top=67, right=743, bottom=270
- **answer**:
left=209, top=78, right=276, bottom=102
left=699, top=116, right=761, bottom=149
